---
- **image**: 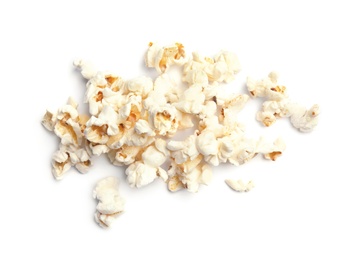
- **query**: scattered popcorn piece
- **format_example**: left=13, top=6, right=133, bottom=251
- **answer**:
left=183, top=51, right=241, bottom=83
left=51, top=144, right=92, bottom=180
left=93, top=177, right=125, bottom=228
left=125, top=139, right=168, bottom=188
left=225, top=179, right=255, bottom=192
left=247, top=72, right=320, bottom=132
left=73, top=59, right=97, bottom=80
left=145, top=42, right=186, bottom=73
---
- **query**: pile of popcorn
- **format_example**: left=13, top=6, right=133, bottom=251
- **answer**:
left=42, top=42, right=320, bottom=228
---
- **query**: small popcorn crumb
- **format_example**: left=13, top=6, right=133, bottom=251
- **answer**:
left=225, top=179, right=255, bottom=192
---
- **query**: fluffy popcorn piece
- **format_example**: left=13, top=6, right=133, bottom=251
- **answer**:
left=167, top=156, right=212, bottom=193
left=148, top=104, right=178, bottom=137
left=73, top=59, right=97, bottom=80
left=219, top=94, right=249, bottom=126
left=289, top=103, right=320, bottom=132
left=124, top=76, right=153, bottom=98
left=174, top=85, right=206, bottom=114
left=257, top=100, right=320, bottom=131
left=134, top=119, right=155, bottom=136
left=248, top=72, right=320, bottom=132
left=183, top=69, right=209, bottom=85
left=167, top=135, right=200, bottom=164
left=126, top=162, right=158, bottom=188
left=247, top=71, right=287, bottom=100
left=51, top=144, right=92, bottom=180
left=84, top=105, right=120, bottom=144
left=93, top=177, right=125, bottom=228
left=86, top=142, right=110, bottom=156
left=145, top=42, right=186, bottom=73
left=77, top=67, right=125, bottom=116
left=256, top=137, right=286, bottom=161
left=42, top=110, right=57, bottom=131
left=42, top=98, right=83, bottom=147
left=144, top=73, right=181, bottom=108
left=51, top=149, right=72, bottom=180
left=125, top=140, right=169, bottom=188
left=108, top=145, right=142, bottom=166
left=183, top=51, right=241, bottom=83
left=225, top=179, right=255, bottom=192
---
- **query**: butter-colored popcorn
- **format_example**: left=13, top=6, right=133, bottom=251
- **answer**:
left=183, top=51, right=241, bottom=83
left=247, top=72, right=320, bottom=132
left=125, top=139, right=168, bottom=188
left=167, top=135, right=200, bottom=165
left=145, top=42, right=186, bottom=73
left=167, top=155, right=212, bottom=193
left=124, top=76, right=153, bottom=98
left=84, top=105, right=120, bottom=144
left=51, top=144, right=92, bottom=180
left=78, top=68, right=125, bottom=116
left=225, top=179, right=255, bottom=192
left=108, top=145, right=142, bottom=166
left=93, top=177, right=125, bottom=228
left=42, top=97, right=83, bottom=147
left=247, top=71, right=287, bottom=100
left=147, top=104, right=178, bottom=137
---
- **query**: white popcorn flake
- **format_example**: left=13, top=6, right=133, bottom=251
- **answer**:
left=225, top=179, right=255, bottom=192
left=43, top=42, right=320, bottom=227
left=93, top=177, right=125, bottom=228
left=145, top=42, right=186, bottom=73
left=247, top=72, right=320, bottom=132
left=51, top=144, right=92, bottom=180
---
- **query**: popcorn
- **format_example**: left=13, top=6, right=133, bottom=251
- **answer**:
left=51, top=144, right=92, bottom=180
left=183, top=51, right=241, bottom=83
left=145, top=42, right=186, bottom=73
left=247, top=72, right=320, bottom=132
left=225, top=179, right=255, bottom=192
left=43, top=42, right=320, bottom=227
left=125, top=139, right=168, bottom=188
left=93, top=177, right=125, bottom=228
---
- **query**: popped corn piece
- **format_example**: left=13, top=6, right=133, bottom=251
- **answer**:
left=247, top=71, right=287, bottom=100
left=41, top=97, right=83, bottom=147
left=51, top=149, right=71, bottom=180
left=257, top=137, right=286, bottom=161
left=174, top=85, right=206, bottom=114
left=93, top=177, right=124, bottom=228
left=147, top=104, right=178, bottom=137
left=125, top=139, right=168, bottom=188
left=247, top=72, right=320, bottom=132
left=73, top=59, right=97, bottom=80
left=108, top=145, right=141, bottom=166
left=145, top=42, right=186, bottom=73
left=289, top=103, right=320, bottom=132
left=84, top=105, right=120, bottom=144
left=225, top=179, right=255, bottom=192
left=51, top=144, right=92, bottom=180
left=183, top=50, right=240, bottom=83
left=167, top=155, right=212, bottom=193
left=82, top=71, right=125, bottom=116
left=42, top=110, right=57, bottom=131
left=124, top=76, right=153, bottom=98
left=125, top=161, right=159, bottom=188
left=167, top=135, right=200, bottom=164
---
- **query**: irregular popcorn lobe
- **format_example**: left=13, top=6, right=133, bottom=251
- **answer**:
left=42, top=42, right=319, bottom=228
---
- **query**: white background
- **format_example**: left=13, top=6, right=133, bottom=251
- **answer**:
left=1, top=0, right=357, bottom=259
